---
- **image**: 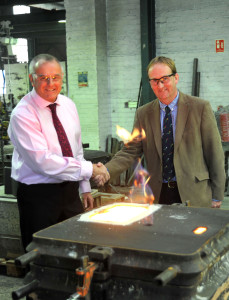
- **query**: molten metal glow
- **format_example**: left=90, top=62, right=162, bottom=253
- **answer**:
left=193, top=226, right=208, bottom=235
left=79, top=203, right=160, bottom=225
left=116, top=125, right=146, bottom=144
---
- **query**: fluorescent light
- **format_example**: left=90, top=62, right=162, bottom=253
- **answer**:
left=13, top=5, right=30, bottom=15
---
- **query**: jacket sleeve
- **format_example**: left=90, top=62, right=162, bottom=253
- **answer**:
left=201, top=101, right=226, bottom=200
left=105, top=110, right=144, bottom=181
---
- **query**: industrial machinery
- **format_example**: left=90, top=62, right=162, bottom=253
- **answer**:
left=12, top=203, right=229, bottom=300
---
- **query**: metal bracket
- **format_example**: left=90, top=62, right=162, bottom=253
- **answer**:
left=75, top=256, right=98, bottom=298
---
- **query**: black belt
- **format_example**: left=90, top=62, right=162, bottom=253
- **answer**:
left=163, top=181, right=177, bottom=189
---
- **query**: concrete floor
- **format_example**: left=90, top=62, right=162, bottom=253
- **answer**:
left=0, top=275, right=25, bottom=300
left=1, top=194, right=229, bottom=300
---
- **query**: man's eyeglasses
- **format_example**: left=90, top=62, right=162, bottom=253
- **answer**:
left=149, top=73, right=176, bottom=86
left=33, top=74, right=63, bottom=82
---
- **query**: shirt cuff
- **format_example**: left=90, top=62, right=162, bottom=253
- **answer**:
left=80, top=160, right=93, bottom=181
left=79, top=180, right=91, bottom=194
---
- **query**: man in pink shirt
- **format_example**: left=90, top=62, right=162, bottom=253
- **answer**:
left=8, top=54, right=109, bottom=250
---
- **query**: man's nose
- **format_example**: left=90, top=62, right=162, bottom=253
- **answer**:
left=47, top=77, right=54, bottom=83
left=157, top=80, right=164, bottom=87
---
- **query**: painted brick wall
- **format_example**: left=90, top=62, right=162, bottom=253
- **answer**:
left=155, top=0, right=229, bottom=111
left=107, top=0, right=141, bottom=137
left=65, top=0, right=228, bottom=151
left=95, top=0, right=110, bottom=150
left=65, top=0, right=100, bottom=150
left=65, top=0, right=141, bottom=150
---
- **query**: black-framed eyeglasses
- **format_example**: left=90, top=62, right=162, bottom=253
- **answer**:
left=149, top=73, right=176, bottom=86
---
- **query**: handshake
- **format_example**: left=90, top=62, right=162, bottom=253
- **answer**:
left=92, top=162, right=110, bottom=186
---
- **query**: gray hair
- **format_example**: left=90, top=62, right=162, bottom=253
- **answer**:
left=29, top=54, right=63, bottom=74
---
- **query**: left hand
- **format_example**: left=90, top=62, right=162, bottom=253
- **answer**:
left=81, top=192, right=94, bottom=210
left=211, top=200, right=222, bottom=208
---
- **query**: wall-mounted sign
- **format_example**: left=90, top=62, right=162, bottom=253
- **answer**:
left=78, top=72, right=88, bottom=87
left=216, top=40, right=224, bottom=53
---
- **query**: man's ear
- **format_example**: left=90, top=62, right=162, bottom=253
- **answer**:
left=175, top=73, right=179, bottom=85
left=29, top=74, right=34, bottom=86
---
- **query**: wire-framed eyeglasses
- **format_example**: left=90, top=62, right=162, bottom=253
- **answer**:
left=33, top=74, right=63, bottom=82
left=149, top=73, right=176, bottom=86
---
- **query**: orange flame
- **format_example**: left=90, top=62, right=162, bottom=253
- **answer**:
left=129, top=159, right=155, bottom=205
left=144, top=176, right=155, bottom=205
left=116, top=125, right=146, bottom=145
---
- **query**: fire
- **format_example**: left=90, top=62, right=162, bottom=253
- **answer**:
left=116, top=125, right=146, bottom=145
left=129, top=160, right=155, bottom=205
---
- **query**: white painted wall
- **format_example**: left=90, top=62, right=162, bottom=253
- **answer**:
left=65, top=0, right=229, bottom=151
left=155, top=0, right=229, bottom=111
left=107, top=0, right=141, bottom=137
left=65, top=0, right=100, bottom=149
left=65, top=0, right=141, bottom=150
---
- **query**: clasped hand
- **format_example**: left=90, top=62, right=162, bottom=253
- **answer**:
left=92, top=162, right=110, bottom=186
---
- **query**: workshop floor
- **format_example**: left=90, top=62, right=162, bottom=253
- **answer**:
left=1, top=193, right=229, bottom=300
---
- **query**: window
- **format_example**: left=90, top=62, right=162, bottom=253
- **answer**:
left=12, top=38, right=28, bottom=63
left=13, top=5, right=30, bottom=15
left=0, top=70, right=6, bottom=96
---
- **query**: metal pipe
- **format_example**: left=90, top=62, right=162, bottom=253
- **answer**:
left=66, top=292, right=81, bottom=300
left=154, top=265, right=180, bottom=286
left=12, top=280, right=40, bottom=300
left=15, top=249, right=40, bottom=266
left=196, top=71, right=200, bottom=97
left=192, top=58, right=198, bottom=96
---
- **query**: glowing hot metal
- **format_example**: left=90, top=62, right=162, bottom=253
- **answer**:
left=193, top=226, right=208, bottom=235
left=78, top=203, right=160, bottom=226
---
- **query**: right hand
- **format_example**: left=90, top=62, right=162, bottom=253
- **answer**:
left=92, top=162, right=110, bottom=186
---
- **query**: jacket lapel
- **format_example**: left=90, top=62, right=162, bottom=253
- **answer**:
left=146, top=99, right=162, bottom=160
left=174, top=92, right=189, bottom=153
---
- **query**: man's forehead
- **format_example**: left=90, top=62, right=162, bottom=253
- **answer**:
left=35, top=60, right=61, bottom=69
left=148, top=63, right=171, bottom=75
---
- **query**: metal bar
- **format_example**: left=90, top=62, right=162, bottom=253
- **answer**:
left=15, top=249, right=40, bottom=266
left=192, top=58, right=198, bottom=96
left=154, top=265, right=180, bottom=286
left=12, top=280, right=40, bottom=300
left=196, top=71, right=201, bottom=97
left=140, top=0, right=156, bottom=105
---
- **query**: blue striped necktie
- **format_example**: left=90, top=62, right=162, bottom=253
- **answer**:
left=162, top=106, right=175, bottom=181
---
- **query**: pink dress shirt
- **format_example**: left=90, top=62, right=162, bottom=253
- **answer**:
left=8, top=89, right=93, bottom=193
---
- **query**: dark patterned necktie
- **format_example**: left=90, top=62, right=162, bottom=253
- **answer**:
left=162, top=106, right=175, bottom=181
left=49, top=103, right=73, bottom=157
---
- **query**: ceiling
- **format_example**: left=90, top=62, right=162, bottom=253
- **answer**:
left=0, top=1, right=65, bottom=38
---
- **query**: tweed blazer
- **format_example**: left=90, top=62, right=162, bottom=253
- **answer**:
left=106, top=92, right=226, bottom=207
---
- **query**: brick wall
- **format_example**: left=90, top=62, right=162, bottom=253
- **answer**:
left=65, top=0, right=229, bottom=151
left=155, top=0, right=229, bottom=111
left=107, top=0, right=141, bottom=137
left=65, top=0, right=141, bottom=150
left=65, top=0, right=100, bottom=149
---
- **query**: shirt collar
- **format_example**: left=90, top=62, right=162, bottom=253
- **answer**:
left=159, top=90, right=179, bottom=111
left=31, top=88, right=61, bottom=108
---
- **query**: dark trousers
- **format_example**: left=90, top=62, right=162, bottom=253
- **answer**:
left=159, top=182, right=182, bottom=205
left=17, top=181, right=84, bottom=251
